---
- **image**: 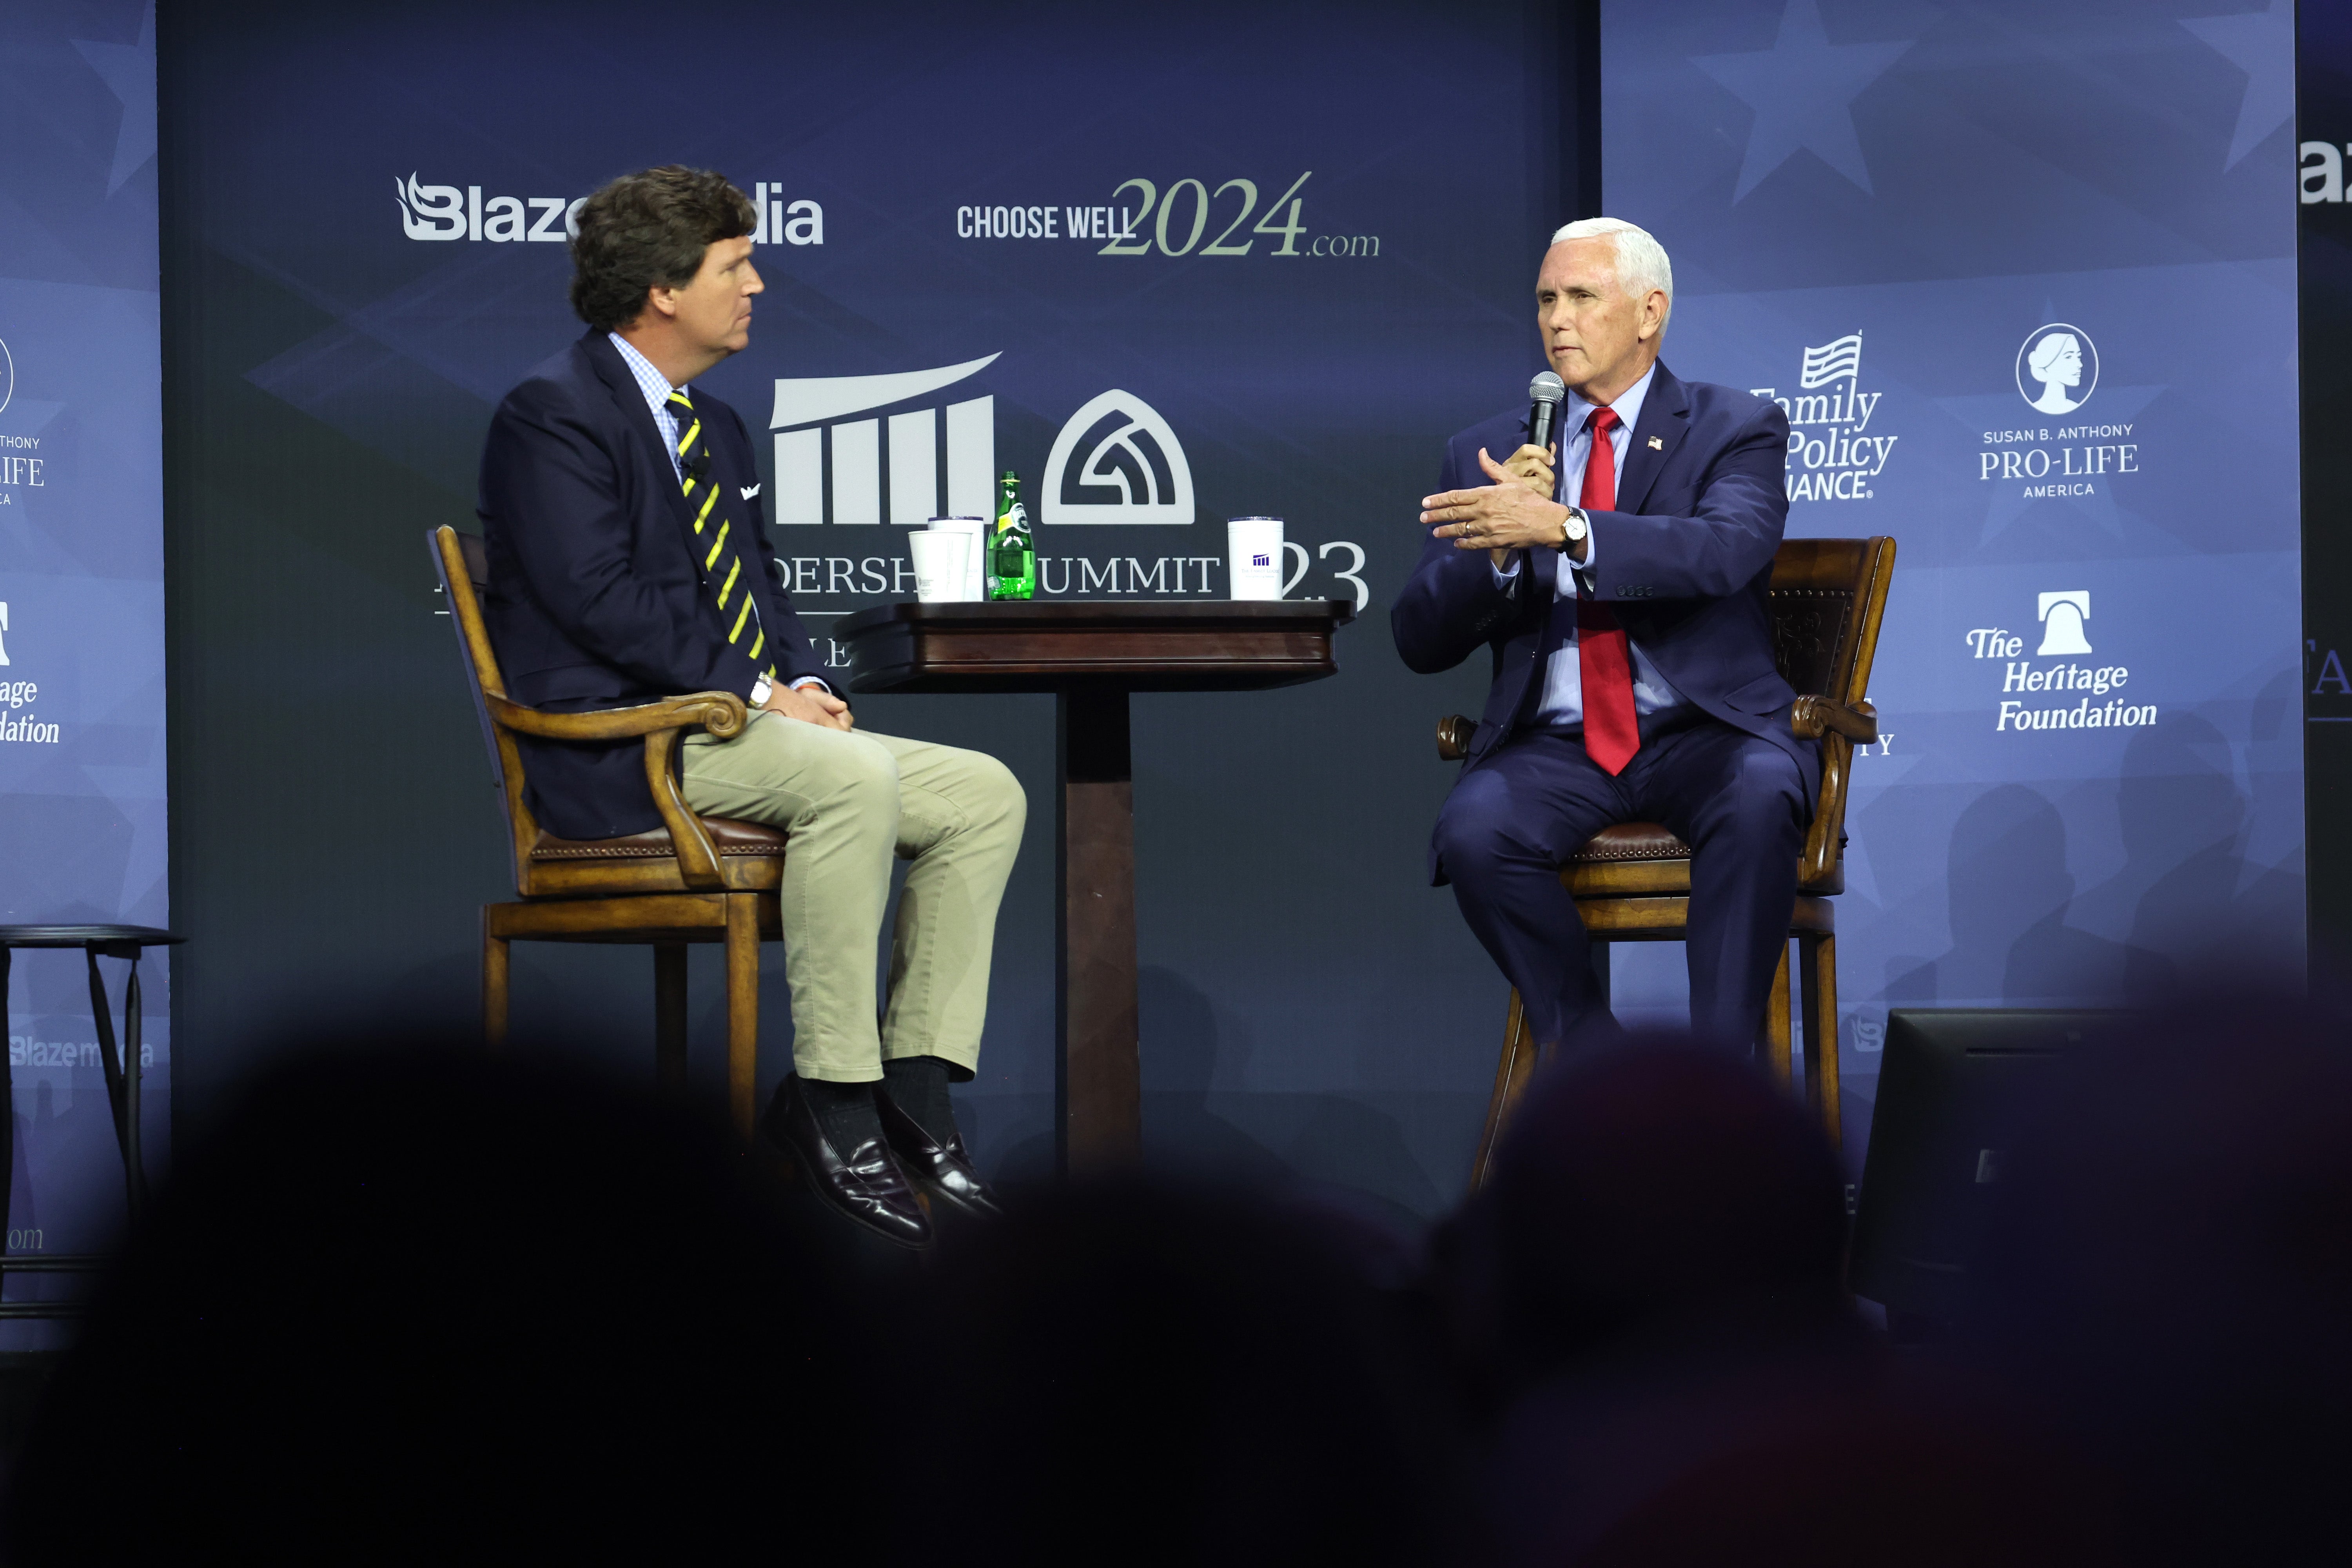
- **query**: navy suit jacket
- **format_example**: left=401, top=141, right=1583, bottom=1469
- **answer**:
left=1391, top=362, right=1815, bottom=874
left=477, top=331, right=827, bottom=840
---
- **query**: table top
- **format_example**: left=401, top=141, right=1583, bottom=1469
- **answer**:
left=831, top=597, right=1357, bottom=695
left=0, top=925, right=182, bottom=949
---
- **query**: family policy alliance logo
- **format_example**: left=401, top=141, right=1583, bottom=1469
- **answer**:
left=2015, top=324, right=2098, bottom=415
left=1750, top=331, right=1895, bottom=502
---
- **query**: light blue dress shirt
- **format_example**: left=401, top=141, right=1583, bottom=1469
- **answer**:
left=1492, top=362, right=1690, bottom=730
left=609, top=332, right=687, bottom=481
left=608, top=332, right=826, bottom=697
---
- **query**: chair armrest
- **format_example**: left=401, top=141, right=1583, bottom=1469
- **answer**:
left=1790, top=696, right=1878, bottom=746
left=485, top=691, right=751, bottom=744
left=1437, top=714, right=1477, bottom=761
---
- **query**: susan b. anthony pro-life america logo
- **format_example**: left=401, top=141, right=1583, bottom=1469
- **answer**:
left=1976, top=323, right=2135, bottom=502
left=2016, top=324, right=2098, bottom=416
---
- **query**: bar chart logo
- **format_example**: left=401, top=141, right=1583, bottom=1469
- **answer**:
left=1042, top=389, right=1196, bottom=525
left=768, top=353, right=1002, bottom=526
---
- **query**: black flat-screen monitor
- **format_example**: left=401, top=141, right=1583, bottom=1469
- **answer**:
left=1849, top=1008, right=2122, bottom=1327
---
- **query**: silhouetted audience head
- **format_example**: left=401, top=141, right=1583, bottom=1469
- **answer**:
left=1434, top=1037, right=1848, bottom=1412
left=1962, top=999, right=2352, bottom=1566
left=914, top=1176, right=1471, bottom=1567
left=5, top=1041, right=882, bottom=1566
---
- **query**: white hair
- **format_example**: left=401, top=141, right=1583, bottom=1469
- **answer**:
left=1549, top=217, right=1674, bottom=330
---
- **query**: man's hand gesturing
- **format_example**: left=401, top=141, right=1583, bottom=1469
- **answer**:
left=1421, top=446, right=1581, bottom=568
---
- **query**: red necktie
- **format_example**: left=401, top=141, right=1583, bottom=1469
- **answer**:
left=1575, top=407, right=1640, bottom=775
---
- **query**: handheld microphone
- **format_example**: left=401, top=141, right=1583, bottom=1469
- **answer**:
left=1527, top=371, right=1566, bottom=455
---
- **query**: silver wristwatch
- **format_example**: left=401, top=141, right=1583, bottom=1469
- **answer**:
left=749, top=675, right=773, bottom=708
left=1559, top=506, right=1590, bottom=548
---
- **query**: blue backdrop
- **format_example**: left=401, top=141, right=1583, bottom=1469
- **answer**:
left=1602, top=0, right=2304, bottom=1139
left=157, top=0, right=2303, bottom=1234
left=0, top=0, right=166, bottom=1301
left=164, top=0, right=1568, bottom=1223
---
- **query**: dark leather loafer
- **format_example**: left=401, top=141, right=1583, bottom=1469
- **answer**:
left=874, top=1085, right=1004, bottom=1221
left=762, top=1077, right=932, bottom=1249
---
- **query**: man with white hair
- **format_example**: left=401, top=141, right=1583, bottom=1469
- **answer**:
left=1394, top=218, right=1811, bottom=1053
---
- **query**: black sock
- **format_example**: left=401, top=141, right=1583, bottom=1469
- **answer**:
left=800, top=1076, right=884, bottom=1149
left=882, top=1056, right=958, bottom=1145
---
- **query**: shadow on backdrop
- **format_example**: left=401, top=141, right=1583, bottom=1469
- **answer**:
left=1887, top=782, right=2169, bottom=1005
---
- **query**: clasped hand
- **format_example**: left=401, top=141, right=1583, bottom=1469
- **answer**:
left=1420, top=445, right=1583, bottom=568
left=762, top=681, right=853, bottom=732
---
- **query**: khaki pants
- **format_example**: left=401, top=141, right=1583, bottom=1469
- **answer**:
left=679, top=715, right=1025, bottom=1083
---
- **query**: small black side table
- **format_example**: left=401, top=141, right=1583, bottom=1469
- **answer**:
left=0, top=926, right=181, bottom=1317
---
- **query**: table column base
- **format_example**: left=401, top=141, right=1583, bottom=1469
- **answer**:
left=1055, top=687, right=1141, bottom=1174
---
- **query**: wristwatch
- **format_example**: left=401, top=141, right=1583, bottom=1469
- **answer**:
left=749, top=675, right=773, bottom=708
left=1559, top=506, right=1590, bottom=549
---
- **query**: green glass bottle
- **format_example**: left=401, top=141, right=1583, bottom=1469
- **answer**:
left=988, top=470, right=1036, bottom=601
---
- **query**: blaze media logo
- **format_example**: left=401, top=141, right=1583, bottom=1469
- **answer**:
left=1041, top=390, right=1196, bottom=525
left=396, top=174, right=823, bottom=247
left=2016, top=325, right=2097, bottom=416
left=1750, top=331, right=1895, bottom=502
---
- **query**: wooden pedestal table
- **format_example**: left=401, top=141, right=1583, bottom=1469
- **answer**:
left=830, top=600, right=1354, bottom=1175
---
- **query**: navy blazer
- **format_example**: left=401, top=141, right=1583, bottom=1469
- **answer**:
left=1392, top=362, right=1817, bottom=851
left=477, top=331, right=827, bottom=840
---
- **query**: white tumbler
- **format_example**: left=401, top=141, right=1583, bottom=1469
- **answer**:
left=908, top=529, right=970, bottom=603
left=1226, top=517, right=1285, bottom=601
left=926, top=515, right=989, bottom=601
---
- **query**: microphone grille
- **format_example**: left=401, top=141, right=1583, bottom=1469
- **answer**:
left=1528, top=371, right=1567, bottom=405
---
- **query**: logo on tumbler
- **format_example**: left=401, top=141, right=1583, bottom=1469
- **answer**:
left=2015, top=325, right=2097, bottom=416
left=1042, top=390, right=1196, bottom=525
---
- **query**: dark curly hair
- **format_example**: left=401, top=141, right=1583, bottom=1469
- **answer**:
left=569, top=166, right=759, bottom=335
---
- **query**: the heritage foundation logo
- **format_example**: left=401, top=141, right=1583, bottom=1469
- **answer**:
left=1751, top=332, right=1894, bottom=502
left=1965, top=590, right=2156, bottom=733
left=0, top=603, right=57, bottom=746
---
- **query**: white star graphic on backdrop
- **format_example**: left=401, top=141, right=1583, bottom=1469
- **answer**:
left=1693, top=0, right=1915, bottom=202
left=71, top=0, right=156, bottom=196
left=2181, top=0, right=2295, bottom=170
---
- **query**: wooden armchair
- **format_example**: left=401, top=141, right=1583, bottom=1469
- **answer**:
left=430, top=525, right=788, bottom=1138
left=1449, top=537, right=1895, bottom=1186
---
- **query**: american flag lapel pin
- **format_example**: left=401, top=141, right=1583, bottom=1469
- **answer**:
left=1648, top=436, right=1664, bottom=450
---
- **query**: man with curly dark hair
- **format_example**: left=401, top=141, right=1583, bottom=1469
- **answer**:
left=477, top=166, right=1022, bottom=1249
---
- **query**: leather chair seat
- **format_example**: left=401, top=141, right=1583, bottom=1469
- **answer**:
left=530, top=816, right=787, bottom=862
left=1568, top=822, right=1691, bottom=863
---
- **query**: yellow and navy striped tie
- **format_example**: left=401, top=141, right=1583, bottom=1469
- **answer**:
left=668, top=388, right=774, bottom=676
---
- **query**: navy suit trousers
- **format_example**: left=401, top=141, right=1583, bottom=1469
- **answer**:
left=1436, top=719, right=1809, bottom=1049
